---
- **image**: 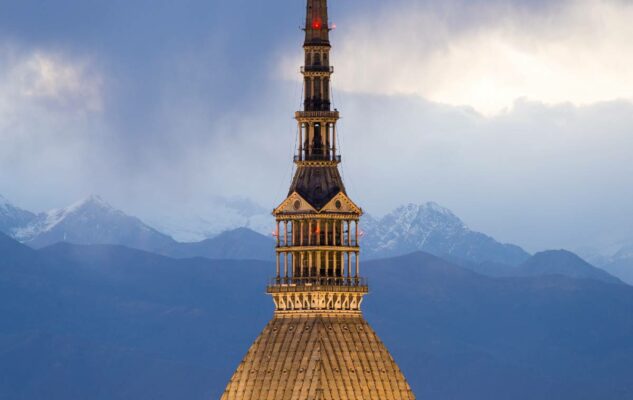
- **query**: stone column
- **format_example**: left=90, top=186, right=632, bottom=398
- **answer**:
left=328, top=123, right=332, bottom=159
left=347, top=252, right=352, bottom=281
left=332, top=123, right=337, bottom=158
left=331, top=252, right=338, bottom=278
left=291, top=221, right=296, bottom=246
left=306, top=122, right=312, bottom=157
left=339, top=221, right=344, bottom=246
left=332, top=220, right=336, bottom=246
left=298, top=122, right=303, bottom=160
left=340, top=252, right=344, bottom=280
left=300, top=220, right=304, bottom=246
left=300, top=252, right=305, bottom=278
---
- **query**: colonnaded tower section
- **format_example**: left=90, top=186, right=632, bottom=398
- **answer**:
left=221, top=0, right=416, bottom=399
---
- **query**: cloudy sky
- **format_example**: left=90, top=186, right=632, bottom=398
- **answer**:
left=1, top=0, right=632, bottom=254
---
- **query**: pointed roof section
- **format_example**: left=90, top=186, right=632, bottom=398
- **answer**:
left=288, top=165, right=346, bottom=210
left=321, top=192, right=362, bottom=215
left=274, top=192, right=317, bottom=215
left=305, top=0, right=330, bottom=46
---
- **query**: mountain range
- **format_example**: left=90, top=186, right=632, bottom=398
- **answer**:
left=0, top=195, right=275, bottom=261
left=0, top=194, right=628, bottom=283
left=0, top=195, right=529, bottom=265
left=0, top=194, right=37, bottom=236
left=362, top=202, right=530, bottom=265
left=1, top=233, right=632, bottom=400
left=13, top=195, right=177, bottom=252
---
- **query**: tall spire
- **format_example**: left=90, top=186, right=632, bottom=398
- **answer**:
left=271, top=0, right=362, bottom=309
left=302, top=0, right=333, bottom=112
left=288, top=0, right=344, bottom=210
left=220, top=1, right=416, bottom=397
left=305, top=0, right=331, bottom=46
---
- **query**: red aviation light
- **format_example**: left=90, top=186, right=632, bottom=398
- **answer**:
left=312, top=19, right=322, bottom=29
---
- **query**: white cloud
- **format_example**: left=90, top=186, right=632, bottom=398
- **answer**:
left=0, top=46, right=103, bottom=123
left=335, top=93, right=633, bottom=253
left=17, top=52, right=103, bottom=111
left=323, top=0, right=633, bottom=116
left=0, top=45, right=107, bottom=209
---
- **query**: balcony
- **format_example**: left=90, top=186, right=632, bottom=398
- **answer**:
left=300, top=66, right=334, bottom=74
left=267, top=276, right=368, bottom=293
left=295, top=111, right=340, bottom=119
left=294, top=154, right=341, bottom=163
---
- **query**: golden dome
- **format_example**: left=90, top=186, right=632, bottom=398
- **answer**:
left=221, top=313, right=415, bottom=400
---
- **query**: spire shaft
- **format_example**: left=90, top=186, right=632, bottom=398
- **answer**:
left=302, top=0, right=333, bottom=113
left=305, top=0, right=330, bottom=45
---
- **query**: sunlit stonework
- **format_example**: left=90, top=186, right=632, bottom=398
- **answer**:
left=221, top=1, right=416, bottom=398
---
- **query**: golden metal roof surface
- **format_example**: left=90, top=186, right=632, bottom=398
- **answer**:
left=221, top=314, right=416, bottom=400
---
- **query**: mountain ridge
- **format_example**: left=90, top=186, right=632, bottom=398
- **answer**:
left=513, top=249, right=622, bottom=284
left=0, top=194, right=37, bottom=237
left=15, top=195, right=178, bottom=252
left=1, top=193, right=623, bottom=283
left=362, top=202, right=530, bottom=266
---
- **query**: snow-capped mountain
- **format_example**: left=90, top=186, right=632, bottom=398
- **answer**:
left=145, top=196, right=272, bottom=242
left=16, top=195, right=176, bottom=251
left=362, top=202, right=530, bottom=266
left=1, top=194, right=528, bottom=267
left=0, top=195, right=37, bottom=236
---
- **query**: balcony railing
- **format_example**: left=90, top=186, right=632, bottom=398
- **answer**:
left=294, top=154, right=341, bottom=163
left=276, top=243, right=359, bottom=249
left=267, top=276, right=368, bottom=293
left=295, top=110, right=340, bottom=118
left=300, top=66, right=334, bottom=73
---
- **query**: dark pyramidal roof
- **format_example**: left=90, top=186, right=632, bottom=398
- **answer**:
left=288, top=165, right=346, bottom=210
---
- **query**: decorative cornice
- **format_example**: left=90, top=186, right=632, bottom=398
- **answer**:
left=274, top=213, right=360, bottom=220
left=270, top=291, right=366, bottom=312
left=294, top=160, right=340, bottom=167
left=301, top=70, right=333, bottom=77
left=303, top=44, right=332, bottom=51
left=295, top=110, right=339, bottom=119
